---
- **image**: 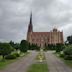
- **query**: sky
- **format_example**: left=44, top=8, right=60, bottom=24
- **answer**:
left=0, top=0, right=72, bottom=43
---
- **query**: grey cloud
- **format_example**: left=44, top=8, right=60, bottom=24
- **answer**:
left=0, top=0, right=72, bottom=42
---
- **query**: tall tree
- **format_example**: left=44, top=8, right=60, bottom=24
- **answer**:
left=20, top=40, right=28, bottom=53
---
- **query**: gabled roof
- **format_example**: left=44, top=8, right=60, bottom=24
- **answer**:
left=32, top=32, right=50, bottom=36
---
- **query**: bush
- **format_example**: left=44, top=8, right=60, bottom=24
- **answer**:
left=20, top=40, right=28, bottom=53
left=45, top=44, right=56, bottom=50
left=0, top=43, right=14, bottom=59
left=13, top=53, right=20, bottom=57
left=59, top=53, right=64, bottom=58
left=59, top=51, right=64, bottom=58
left=63, top=45, right=72, bottom=60
left=63, top=47, right=72, bottom=55
left=5, top=54, right=16, bottom=60
left=64, top=55, right=72, bottom=60
left=55, top=44, right=65, bottom=52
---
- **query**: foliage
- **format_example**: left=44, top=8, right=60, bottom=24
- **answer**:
left=44, top=44, right=55, bottom=50
left=20, top=40, right=28, bottom=53
left=63, top=45, right=72, bottom=60
left=63, top=45, right=72, bottom=55
left=0, top=43, right=13, bottom=59
left=59, top=51, right=64, bottom=58
left=55, top=44, right=65, bottom=52
left=13, top=53, right=20, bottom=57
left=9, top=41, right=15, bottom=48
left=64, top=55, right=72, bottom=60
left=14, top=43, right=20, bottom=50
left=29, top=43, right=40, bottom=51
left=9, top=41, right=20, bottom=50
left=44, top=44, right=65, bottom=52
left=67, top=35, right=72, bottom=44
left=5, top=54, right=16, bottom=60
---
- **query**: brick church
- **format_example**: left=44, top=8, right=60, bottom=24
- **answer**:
left=27, top=13, right=64, bottom=47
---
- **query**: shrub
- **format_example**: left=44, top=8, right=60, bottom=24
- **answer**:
left=63, top=46, right=72, bottom=55
left=13, top=53, right=20, bottom=57
left=46, top=44, right=56, bottom=50
left=0, top=43, right=14, bottom=59
left=55, top=44, right=65, bottom=52
left=59, top=51, right=64, bottom=58
left=5, top=54, right=16, bottom=60
left=63, top=45, right=72, bottom=60
left=64, top=55, right=72, bottom=60
left=20, top=40, right=28, bottom=53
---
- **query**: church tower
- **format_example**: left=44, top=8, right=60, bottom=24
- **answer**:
left=27, top=13, right=33, bottom=42
left=28, top=12, right=33, bottom=33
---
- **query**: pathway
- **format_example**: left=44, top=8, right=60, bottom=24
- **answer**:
left=45, top=51, right=72, bottom=72
left=0, top=51, right=37, bottom=72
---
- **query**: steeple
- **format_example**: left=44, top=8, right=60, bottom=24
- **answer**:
left=30, top=12, right=32, bottom=25
left=28, top=12, right=33, bottom=33
left=27, top=12, right=33, bottom=41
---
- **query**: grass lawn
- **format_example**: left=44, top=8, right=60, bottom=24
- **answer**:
left=54, top=52, right=72, bottom=68
left=0, top=59, right=16, bottom=69
left=27, top=64, right=48, bottom=72
left=62, top=59, right=72, bottom=68
left=0, top=52, right=29, bottom=69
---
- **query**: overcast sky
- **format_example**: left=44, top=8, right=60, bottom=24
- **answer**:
left=0, top=0, right=72, bottom=42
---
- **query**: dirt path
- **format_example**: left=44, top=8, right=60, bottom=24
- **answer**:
left=45, top=51, right=72, bottom=72
left=0, top=51, right=37, bottom=72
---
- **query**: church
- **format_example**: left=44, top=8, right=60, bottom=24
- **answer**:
left=27, top=13, right=64, bottom=47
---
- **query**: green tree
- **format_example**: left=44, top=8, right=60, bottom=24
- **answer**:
left=20, top=40, right=28, bottom=53
left=9, top=41, right=20, bottom=50
left=9, top=41, right=15, bottom=48
left=67, top=36, right=72, bottom=44
left=14, top=43, right=20, bottom=50
left=0, top=43, right=13, bottom=59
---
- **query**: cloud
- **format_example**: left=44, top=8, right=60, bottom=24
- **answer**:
left=0, top=0, right=72, bottom=42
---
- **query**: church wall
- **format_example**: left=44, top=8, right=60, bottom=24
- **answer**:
left=27, top=13, right=64, bottom=47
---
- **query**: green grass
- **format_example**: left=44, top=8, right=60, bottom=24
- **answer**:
left=54, top=52, right=72, bottom=68
left=27, top=64, right=48, bottom=72
left=62, top=59, right=72, bottom=68
left=0, top=52, right=29, bottom=69
left=0, top=59, right=16, bottom=68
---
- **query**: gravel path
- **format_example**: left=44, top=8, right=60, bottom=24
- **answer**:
left=45, top=51, right=72, bottom=72
left=0, top=51, right=37, bottom=72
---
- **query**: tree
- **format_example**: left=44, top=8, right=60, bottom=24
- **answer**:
left=0, top=43, right=13, bottom=59
left=20, top=40, right=28, bottom=53
left=9, top=41, right=15, bottom=48
left=14, top=43, right=20, bottom=50
left=9, top=41, right=20, bottom=50
left=67, top=36, right=72, bottom=44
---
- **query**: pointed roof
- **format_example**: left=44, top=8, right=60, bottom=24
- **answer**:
left=30, top=12, right=32, bottom=25
left=28, top=12, right=33, bottom=32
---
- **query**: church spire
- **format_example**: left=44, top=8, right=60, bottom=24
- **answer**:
left=28, top=12, right=33, bottom=33
left=30, top=12, right=32, bottom=25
